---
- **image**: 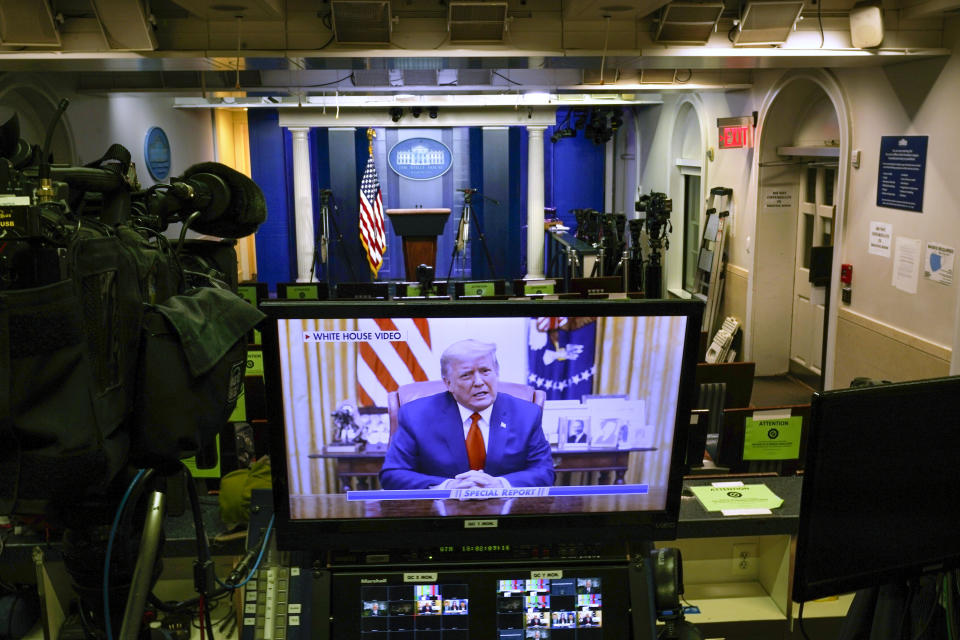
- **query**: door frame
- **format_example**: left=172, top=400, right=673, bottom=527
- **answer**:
left=745, top=69, right=851, bottom=390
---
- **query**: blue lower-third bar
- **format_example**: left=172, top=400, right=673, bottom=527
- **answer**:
left=347, top=484, right=649, bottom=501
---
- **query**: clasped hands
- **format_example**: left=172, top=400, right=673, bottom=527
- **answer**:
left=447, top=469, right=508, bottom=490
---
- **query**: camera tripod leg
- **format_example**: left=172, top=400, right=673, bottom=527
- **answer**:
left=118, top=489, right=166, bottom=640
left=473, top=225, right=497, bottom=279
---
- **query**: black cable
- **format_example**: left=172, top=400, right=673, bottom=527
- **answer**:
left=911, top=576, right=943, bottom=640
left=318, top=32, right=335, bottom=50
left=817, top=0, right=824, bottom=48
left=797, top=600, right=812, bottom=640
left=302, top=73, right=354, bottom=88
left=203, top=595, right=216, bottom=640
left=899, top=582, right=918, bottom=640
left=492, top=71, right=523, bottom=86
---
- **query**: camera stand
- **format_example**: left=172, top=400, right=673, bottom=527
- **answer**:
left=446, top=188, right=498, bottom=281
left=312, top=189, right=358, bottom=286
left=118, top=485, right=166, bottom=640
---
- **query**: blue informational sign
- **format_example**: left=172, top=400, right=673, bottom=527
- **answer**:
left=877, top=135, right=927, bottom=212
left=388, top=137, right=452, bottom=181
left=144, top=126, right=171, bottom=180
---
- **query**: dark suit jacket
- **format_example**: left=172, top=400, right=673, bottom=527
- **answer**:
left=379, top=391, right=555, bottom=490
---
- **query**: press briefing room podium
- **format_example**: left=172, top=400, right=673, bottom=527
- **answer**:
left=385, top=208, right=450, bottom=281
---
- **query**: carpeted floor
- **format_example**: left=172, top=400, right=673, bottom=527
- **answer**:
left=750, top=374, right=818, bottom=407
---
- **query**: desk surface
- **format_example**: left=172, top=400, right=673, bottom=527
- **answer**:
left=678, top=475, right=801, bottom=538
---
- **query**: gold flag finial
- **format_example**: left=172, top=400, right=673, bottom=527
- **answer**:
left=367, top=128, right=376, bottom=155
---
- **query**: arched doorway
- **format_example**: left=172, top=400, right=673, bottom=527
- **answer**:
left=749, top=70, right=851, bottom=390
left=0, top=75, right=75, bottom=164
left=666, top=98, right=707, bottom=300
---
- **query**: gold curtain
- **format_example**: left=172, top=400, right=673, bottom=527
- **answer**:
left=279, top=318, right=357, bottom=496
left=594, top=315, right=688, bottom=486
left=212, top=107, right=258, bottom=282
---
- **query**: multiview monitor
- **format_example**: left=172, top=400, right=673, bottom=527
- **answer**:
left=261, top=299, right=702, bottom=552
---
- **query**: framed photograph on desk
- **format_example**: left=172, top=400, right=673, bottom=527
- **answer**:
left=560, top=416, right=591, bottom=449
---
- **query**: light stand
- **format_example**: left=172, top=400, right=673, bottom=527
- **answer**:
left=446, top=188, right=498, bottom=281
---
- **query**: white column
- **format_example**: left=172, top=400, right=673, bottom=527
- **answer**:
left=525, top=125, right=548, bottom=280
left=289, top=127, right=315, bottom=282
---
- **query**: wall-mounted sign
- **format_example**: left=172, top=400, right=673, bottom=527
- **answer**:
left=868, top=221, right=892, bottom=257
left=877, top=135, right=927, bottom=212
left=144, top=126, right=171, bottom=180
left=717, top=115, right=755, bottom=149
left=388, top=137, right=452, bottom=181
left=924, top=242, right=954, bottom=286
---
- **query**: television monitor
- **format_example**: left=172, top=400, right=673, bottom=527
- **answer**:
left=261, top=299, right=702, bottom=553
left=792, top=376, right=960, bottom=602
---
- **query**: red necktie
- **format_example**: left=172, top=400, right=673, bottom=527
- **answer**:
left=466, top=412, right=485, bottom=471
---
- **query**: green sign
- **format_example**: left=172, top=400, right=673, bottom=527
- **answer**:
left=524, top=282, right=555, bottom=295
left=246, top=350, right=264, bottom=377
left=252, top=329, right=262, bottom=346
left=284, top=285, right=319, bottom=300
left=406, top=284, right=423, bottom=297
left=182, top=434, right=221, bottom=478
left=465, top=281, right=496, bottom=297
left=743, top=415, right=802, bottom=460
left=690, top=484, right=784, bottom=511
left=237, top=286, right=259, bottom=306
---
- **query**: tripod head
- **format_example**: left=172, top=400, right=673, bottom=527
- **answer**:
left=319, top=188, right=333, bottom=205
left=457, top=187, right=500, bottom=206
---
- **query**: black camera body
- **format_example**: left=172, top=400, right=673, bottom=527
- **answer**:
left=0, top=103, right=265, bottom=516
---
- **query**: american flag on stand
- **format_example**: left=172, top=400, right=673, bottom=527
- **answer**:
left=358, top=144, right=386, bottom=276
left=356, top=318, right=437, bottom=408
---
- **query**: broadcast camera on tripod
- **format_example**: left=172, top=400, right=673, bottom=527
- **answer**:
left=572, top=208, right=626, bottom=278
left=0, top=100, right=267, bottom=640
left=635, top=190, right=673, bottom=298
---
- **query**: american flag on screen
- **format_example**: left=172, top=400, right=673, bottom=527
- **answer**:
left=528, top=317, right=597, bottom=401
left=356, top=318, right=437, bottom=408
left=358, top=151, right=386, bottom=276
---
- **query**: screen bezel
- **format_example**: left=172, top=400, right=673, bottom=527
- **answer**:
left=792, top=376, right=960, bottom=602
left=261, top=298, right=703, bottom=552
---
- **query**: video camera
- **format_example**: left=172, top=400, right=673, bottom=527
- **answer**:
left=635, top=190, right=673, bottom=297
left=0, top=101, right=266, bottom=517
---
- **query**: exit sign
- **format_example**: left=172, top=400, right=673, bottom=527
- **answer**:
left=717, top=115, right=755, bottom=149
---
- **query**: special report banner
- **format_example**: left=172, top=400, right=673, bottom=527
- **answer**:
left=347, top=484, right=650, bottom=501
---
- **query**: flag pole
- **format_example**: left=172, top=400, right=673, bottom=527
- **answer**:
left=367, top=128, right=375, bottom=156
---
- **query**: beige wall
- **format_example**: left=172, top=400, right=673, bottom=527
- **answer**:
left=833, top=308, right=951, bottom=386
left=718, top=264, right=750, bottom=338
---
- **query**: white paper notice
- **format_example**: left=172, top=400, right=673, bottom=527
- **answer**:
left=892, top=237, right=921, bottom=294
left=763, top=187, right=793, bottom=211
left=869, top=221, right=892, bottom=257
left=924, top=242, right=955, bottom=285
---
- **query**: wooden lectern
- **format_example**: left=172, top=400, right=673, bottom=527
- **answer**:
left=385, top=208, right=451, bottom=281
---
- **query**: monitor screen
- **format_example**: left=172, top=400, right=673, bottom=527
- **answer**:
left=793, top=376, right=960, bottom=602
left=331, top=566, right=636, bottom=639
left=261, top=299, right=702, bottom=551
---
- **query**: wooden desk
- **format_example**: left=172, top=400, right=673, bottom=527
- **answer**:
left=308, top=447, right=654, bottom=492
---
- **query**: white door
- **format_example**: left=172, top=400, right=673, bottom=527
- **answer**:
left=791, top=165, right=837, bottom=375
